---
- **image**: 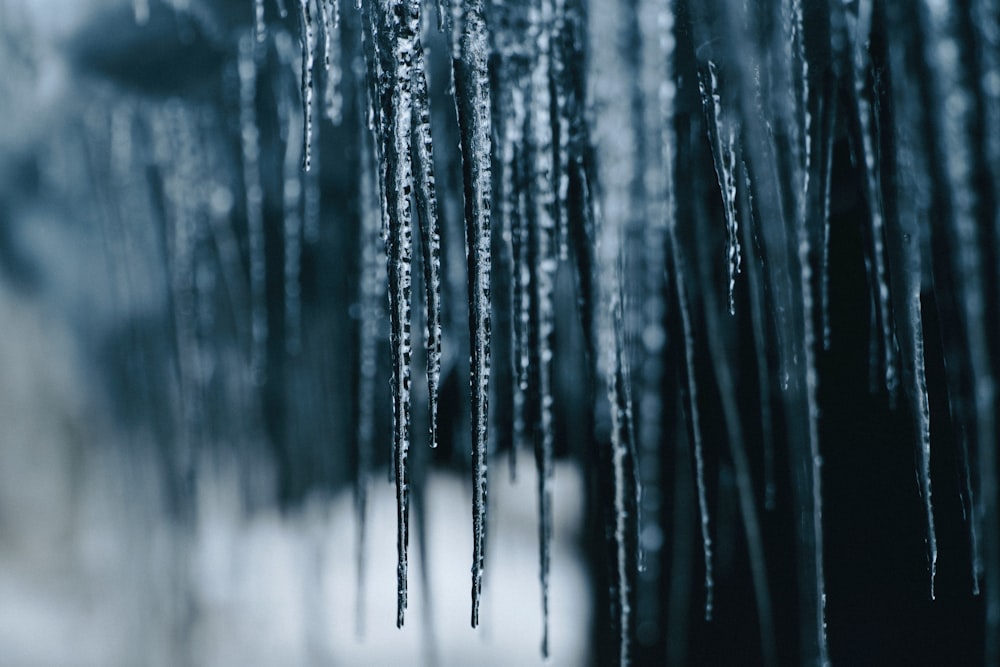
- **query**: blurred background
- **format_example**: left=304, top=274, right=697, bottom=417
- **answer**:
left=1, top=0, right=998, bottom=665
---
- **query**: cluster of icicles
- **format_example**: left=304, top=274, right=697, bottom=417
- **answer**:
left=135, top=0, right=1000, bottom=663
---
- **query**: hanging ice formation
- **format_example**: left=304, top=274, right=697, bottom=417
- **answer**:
left=91, top=0, right=1000, bottom=664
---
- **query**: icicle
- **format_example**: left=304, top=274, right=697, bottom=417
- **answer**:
left=695, top=193, right=777, bottom=667
left=238, top=33, right=268, bottom=385
left=911, top=294, right=937, bottom=596
left=354, top=122, right=382, bottom=639
left=276, top=0, right=289, bottom=18
left=607, top=288, right=639, bottom=667
left=408, top=0, right=443, bottom=450
left=453, top=0, right=493, bottom=629
left=851, top=0, right=896, bottom=396
left=880, top=14, right=940, bottom=598
left=436, top=0, right=450, bottom=33
left=280, top=72, right=304, bottom=355
left=255, top=0, right=267, bottom=42
left=382, top=0, right=421, bottom=627
left=526, top=0, right=557, bottom=652
left=491, top=22, right=530, bottom=476
left=920, top=1, right=999, bottom=655
left=551, top=0, right=571, bottom=263
left=303, top=144, right=322, bottom=242
left=697, top=60, right=741, bottom=316
left=298, top=0, right=317, bottom=171
left=793, top=73, right=830, bottom=667
left=660, top=0, right=712, bottom=619
left=490, top=8, right=531, bottom=478
left=320, top=0, right=344, bottom=124
left=499, top=81, right=530, bottom=479
left=972, top=0, right=1000, bottom=608
left=819, top=101, right=835, bottom=352
left=740, top=159, right=776, bottom=509
left=133, top=0, right=149, bottom=25
left=670, top=239, right=714, bottom=621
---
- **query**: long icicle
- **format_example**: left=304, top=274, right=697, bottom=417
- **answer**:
left=453, top=0, right=493, bottom=628
left=920, top=0, right=999, bottom=655
left=383, top=0, right=419, bottom=627
left=238, top=33, right=268, bottom=386
left=695, top=188, right=777, bottom=667
left=661, top=0, right=713, bottom=617
left=527, top=0, right=557, bottom=651
left=851, top=0, right=897, bottom=396
left=409, top=0, right=443, bottom=450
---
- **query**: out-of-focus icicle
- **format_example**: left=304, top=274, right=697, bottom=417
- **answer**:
left=354, top=114, right=382, bottom=638
left=255, top=0, right=267, bottom=42
left=133, top=0, right=149, bottom=25
left=698, top=60, right=741, bottom=316
left=782, top=1, right=830, bottom=662
left=298, top=0, right=317, bottom=171
left=636, top=0, right=668, bottom=637
left=275, top=30, right=306, bottom=352
left=740, top=159, right=776, bottom=509
left=672, top=242, right=713, bottom=621
left=973, top=0, right=1000, bottom=613
left=920, top=0, right=999, bottom=656
left=879, top=2, right=939, bottom=598
left=695, top=193, right=777, bottom=667
left=661, top=0, right=712, bottom=619
left=238, top=33, right=268, bottom=385
left=452, top=0, right=493, bottom=629
left=850, top=0, right=896, bottom=396
left=279, top=68, right=304, bottom=355
left=491, top=0, right=530, bottom=477
left=526, top=0, right=557, bottom=652
left=409, top=0, right=443, bottom=450
left=551, top=0, right=571, bottom=262
left=276, top=0, right=289, bottom=18
left=320, top=0, right=343, bottom=124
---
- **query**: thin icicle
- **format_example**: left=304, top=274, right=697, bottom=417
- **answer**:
left=851, top=0, right=896, bottom=396
left=384, top=0, right=422, bottom=626
left=298, top=0, right=317, bottom=171
left=740, top=159, right=776, bottom=509
left=255, top=0, right=267, bottom=42
left=320, top=0, right=344, bottom=124
left=795, top=116, right=830, bottom=667
left=882, top=22, right=940, bottom=597
left=660, top=0, right=713, bottom=618
left=280, top=73, right=304, bottom=355
left=819, top=100, right=835, bottom=351
left=698, top=61, right=741, bottom=316
left=408, top=0, right=443, bottom=450
left=696, top=201, right=776, bottom=667
left=354, top=121, right=382, bottom=638
left=912, top=294, right=937, bottom=596
left=672, top=244, right=714, bottom=621
left=238, top=33, right=268, bottom=386
left=551, top=0, right=571, bottom=262
left=607, top=288, right=639, bottom=667
left=453, top=0, right=493, bottom=629
left=525, top=0, right=557, bottom=652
